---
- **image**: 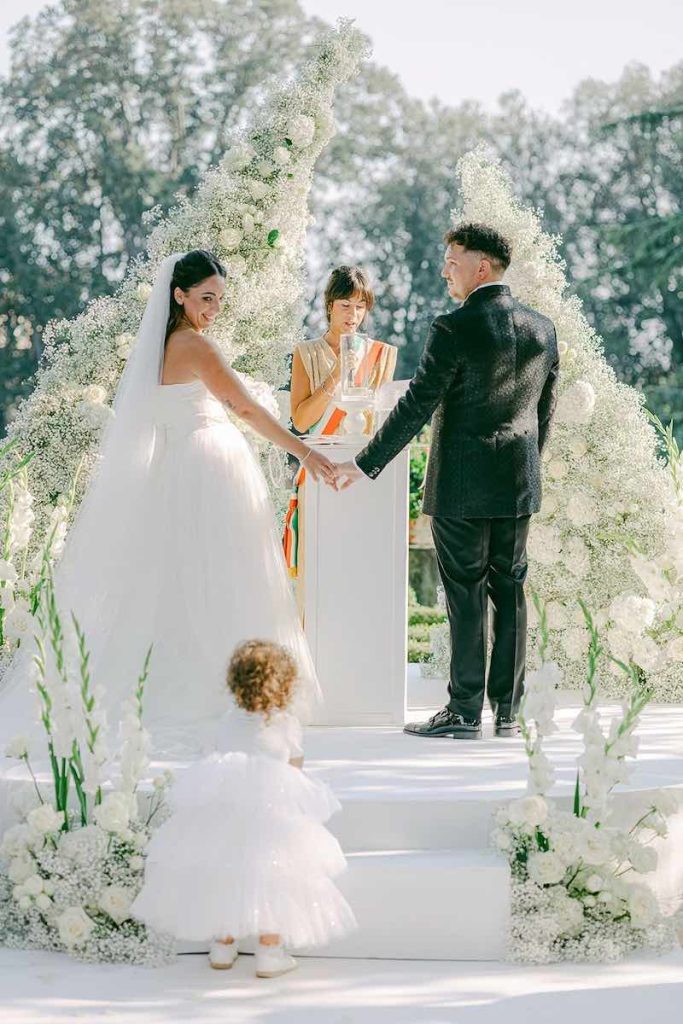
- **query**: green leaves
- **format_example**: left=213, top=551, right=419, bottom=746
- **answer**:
left=267, top=228, right=280, bottom=248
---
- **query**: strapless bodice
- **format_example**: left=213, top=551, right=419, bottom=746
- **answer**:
left=153, top=380, right=231, bottom=435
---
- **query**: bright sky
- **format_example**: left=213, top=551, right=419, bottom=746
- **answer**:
left=1, top=0, right=681, bottom=111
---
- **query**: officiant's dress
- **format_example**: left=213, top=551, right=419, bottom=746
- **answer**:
left=0, top=379, right=320, bottom=758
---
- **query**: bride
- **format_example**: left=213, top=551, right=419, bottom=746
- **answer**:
left=0, top=250, right=337, bottom=756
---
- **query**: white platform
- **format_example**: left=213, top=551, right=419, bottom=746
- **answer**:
left=2, top=698, right=681, bottom=963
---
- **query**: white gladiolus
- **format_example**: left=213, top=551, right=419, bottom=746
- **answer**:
left=3, top=598, right=33, bottom=644
left=57, top=906, right=95, bottom=948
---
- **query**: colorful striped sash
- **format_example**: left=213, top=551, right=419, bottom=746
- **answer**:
left=282, top=340, right=384, bottom=577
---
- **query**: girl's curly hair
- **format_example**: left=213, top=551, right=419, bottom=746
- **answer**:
left=227, top=639, right=298, bottom=718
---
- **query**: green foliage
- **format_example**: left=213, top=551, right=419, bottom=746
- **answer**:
left=407, top=605, right=446, bottom=627
left=409, top=446, right=428, bottom=521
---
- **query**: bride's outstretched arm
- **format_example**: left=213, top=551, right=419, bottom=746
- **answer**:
left=191, top=335, right=338, bottom=486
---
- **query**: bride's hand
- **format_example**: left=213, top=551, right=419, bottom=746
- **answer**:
left=300, top=448, right=339, bottom=488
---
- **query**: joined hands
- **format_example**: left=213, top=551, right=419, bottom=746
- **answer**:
left=298, top=450, right=364, bottom=491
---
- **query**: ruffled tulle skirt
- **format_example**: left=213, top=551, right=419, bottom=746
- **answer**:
left=131, top=753, right=357, bottom=948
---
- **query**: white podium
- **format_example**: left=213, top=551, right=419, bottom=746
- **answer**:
left=302, top=439, right=409, bottom=726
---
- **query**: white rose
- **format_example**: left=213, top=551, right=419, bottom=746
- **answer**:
left=561, top=627, right=589, bottom=661
left=628, top=843, right=658, bottom=874
left=27, top=803, right=64, bottom=834
left=540, top=492, right=558, bottom=517
left=577, top=829, right=612, bottom=866
left=115, top=332, right=135, bottom=359
left=568, top=437, right=588, bottom=459
left=18, top=896, right=32, bottom=911
left=23, top=874, right=44, bottom=897
left=584, top=873, right=604, bottom=892
left=1, top=823, right=32, bottom=858
left=606, top=628, right=632, bottom=664
left=546, top=601, right=569, bottom=630
left=242, top=213, right=255, bottom=235
left=527, top=851, right=567, bottom=885
left=247, top=181, right=269, bottom=201
left=4, top=734, right=29, bottom=759
left=0, top=559, right=18, bottom=584
left=83, top=384, right=107, bottom=405
left=491, top=828, right=512, bottom=852
left=287, top=114, right=316, bottom=148
left=8, top=856, right=35, bottom=884
left=527, top=524, right=562, bottom=565
left=509, top=795, right=548, bottom=828
left=35, top=892, right=52, bottom=911
left=57, top=906, right=95, bottom=948
left=256, top=159, right=276, bottom=178
left=224, top=254, right=247, bottom=278
left=547, top=457, right=568, bottom=480
left=98, top=884, right=134, bottom=924
left=272, top=145, right=291, bottom=166
left=627, top=884, right=659, bottom=929
left=219, top=227, right=243, bottom=252
left=630, top=635, right=661, bottom=673
left=94, top=792, right=130, bottom=835
left=566, top=490, right=598, bottom=527
left=609, top=594, right=655, bottom=634
left=136, top=282, right=153, bottom=302
left=555, top=380, right=596, bottom=425
left=223, top=142, right=256, bottom=171
left=665, top=636, right=683, bottom=663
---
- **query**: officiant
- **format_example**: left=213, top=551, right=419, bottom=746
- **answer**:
left=283, top=265, right=397, bottom=611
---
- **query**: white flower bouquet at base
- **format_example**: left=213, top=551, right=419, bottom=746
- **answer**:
left=493, top=596, right=678, bottom=962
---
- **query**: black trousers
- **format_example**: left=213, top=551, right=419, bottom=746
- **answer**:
left=431, top=515, right=531, bottom=721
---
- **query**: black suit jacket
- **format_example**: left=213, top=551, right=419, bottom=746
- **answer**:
left=356, top=284, right=559, bottom=518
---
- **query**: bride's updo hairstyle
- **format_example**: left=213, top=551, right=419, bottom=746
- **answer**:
left=228, top=639, right=298, bottom=719
left=165, top=249, right=226, bottom=341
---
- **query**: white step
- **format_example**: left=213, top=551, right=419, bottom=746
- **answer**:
left=320, top=849, right=510, bottom=961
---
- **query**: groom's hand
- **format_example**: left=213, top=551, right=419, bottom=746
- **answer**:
left=336, top=460, right=364, bottom=490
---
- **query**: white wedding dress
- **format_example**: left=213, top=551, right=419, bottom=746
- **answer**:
left=0, top=254, right=320, bottom=759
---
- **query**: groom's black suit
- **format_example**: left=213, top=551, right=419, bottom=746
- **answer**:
left=356, top=283, right=559, bottom=720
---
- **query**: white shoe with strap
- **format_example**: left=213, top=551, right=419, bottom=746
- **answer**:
left=209, top=940, right=238, bottom=970
left=255, top=943, right=298, bottom=978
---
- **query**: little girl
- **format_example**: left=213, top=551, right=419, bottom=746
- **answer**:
left=132, top=640, right=356, bottom=978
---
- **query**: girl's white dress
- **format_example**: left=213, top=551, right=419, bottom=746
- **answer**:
left=131, top=707, right=357, bottom=949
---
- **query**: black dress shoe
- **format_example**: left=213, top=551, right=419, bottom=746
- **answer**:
left=404, top=707, right=482, bottom=739
left=494, top=714, right=520, bottom=737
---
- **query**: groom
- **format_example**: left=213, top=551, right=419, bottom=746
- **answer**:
left=338, top=222, right=559, bottom=739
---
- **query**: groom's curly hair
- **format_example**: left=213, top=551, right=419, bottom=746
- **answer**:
left=228, top=639, right=298, bottom=719
left=444, top=222, right=512, bottom=270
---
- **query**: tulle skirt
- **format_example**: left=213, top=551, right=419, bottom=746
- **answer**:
left=131, top=753, right=357, bottom=948
left=0, top=402, right=320, bottom=759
